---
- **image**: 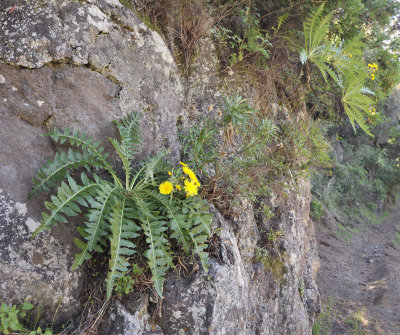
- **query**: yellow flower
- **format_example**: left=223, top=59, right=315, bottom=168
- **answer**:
left=159, top=181, right=173, bottom=195
left=182, top=164, right=191, bottom=175
left=371, top=73, right=375, bottom=80
left=184, top=179, right=198, bottom=197
left=349, top=53, right=352, bottom=58
left=188, top=170, right=201, bottom=187
left=368, top=63, right=378, bottom=71
left=168, top=171, right=172, bottom=176
left=176, top=184, right=182, bottom=190
left=180, top=162, right=201, bottom=186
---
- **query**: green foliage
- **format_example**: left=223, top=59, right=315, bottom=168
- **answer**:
left=312, top=122, right=400, bottom=226
left=301, top=3, right=376, bottom=136
left=114, top=264, right=144, bottom=297
left=222, top=95, right=256, bottom=130
left=182, top=95, right=331, bottom=207
left=272, top=13, right=291, bottom=36
left=0, top=301, right=52, bottom=335
left=211, top=7, right=271, bottom=68
left=312, top=298, right=335, bottom=335
left=298, top=278, right=305, bottom=297
left=301, top=4, right=332, bottom=66
left=267, top=229, right=283, bottom=243
left=181, top=120, right=218, bottom=177
left=254, top=246, right=285, bottom=281
left=30, top=112, right=212, bottom=299
left=310, top=200, right=324, bottom=220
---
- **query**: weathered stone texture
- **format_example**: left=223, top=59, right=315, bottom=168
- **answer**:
left=155, top=182, right=319, bottom=335
left=102, top=298, right=164, bottom=335
left=0, top=0, right=183, bottom=321
left=0, top=189, right=81, bottom=320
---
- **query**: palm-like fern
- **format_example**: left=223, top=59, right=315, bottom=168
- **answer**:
left=29, top=112, right=212, bottom=299
left=300, top=4, right=332, bottom=66
left=300, top=4, right=376, bottom=136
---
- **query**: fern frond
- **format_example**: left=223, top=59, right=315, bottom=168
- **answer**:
left=343, top=104, right=373, bottom=136
left=32, top=173, right=101, bottom=237
left=151, top=191, right=191, bottom=253
left=314, top=59, right=343, bottom=87
left=135, top=196, right=171, bottom=297
left=304, top=4, right=331, bottom=55
left=108, top=137, right=132, bottom=187
left=113, top=112, right=142, bottom=162
left=72, top=227, right=91, bottom=269
left=28, top=149, right=101, bottom=198
left=360, top=86, right=375, bottom=95
left=135, top=151, right=168, bottom=188
left=341, top=73, right=375, bottom=136
left=48, top=128, right=121, bottom=186
left=109, top=112, right=142, bottom=187
left=48, top=128, right=109, bottom=166
left=274, top=13, right=291, bottom=35
left=84, top=182, right=119, bottom=253
left=106, top=197, right=140, bottom=299
left=183, top=199, right=212, bottom=272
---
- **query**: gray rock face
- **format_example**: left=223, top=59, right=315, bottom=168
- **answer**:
left=0, top=0, right=183, bottom=161
left=156, top=183, right=319, bottom=335
left=102, top=298, right=164, bottom=335
left=0, top=189, right=81, bottom=321
left=0, top=0, right=183, bottom=322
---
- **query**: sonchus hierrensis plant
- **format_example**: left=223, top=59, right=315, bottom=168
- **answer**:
left=300, top=3, right=377, bottom=136
left=29, top=112, right=212, bottom=299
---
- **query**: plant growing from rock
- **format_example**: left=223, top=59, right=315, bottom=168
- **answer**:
left=0, top=301, right=52, bottom=335
left=300, top=3, right=376, bottom=136
left=29, top=112, right=212, bottom=299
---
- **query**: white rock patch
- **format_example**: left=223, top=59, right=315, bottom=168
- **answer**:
left=87, top=5, right=113, bottom=33
left=15, top=202, right=27, bottom=216
left=25, top=217, right=40, bottom=233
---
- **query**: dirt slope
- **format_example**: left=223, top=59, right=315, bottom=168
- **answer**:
left=316, top=201, right=400, bottom=334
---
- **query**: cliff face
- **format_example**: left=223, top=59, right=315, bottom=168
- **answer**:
left=0, top=1, right=319, bottom=333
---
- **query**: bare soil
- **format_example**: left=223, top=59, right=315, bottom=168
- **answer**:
left=316, top=201, right=400, bottom=334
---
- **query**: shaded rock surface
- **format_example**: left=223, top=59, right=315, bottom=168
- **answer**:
left=0, top=0, right=182, bottom=322
left=0, top=0, right=320, bottom=333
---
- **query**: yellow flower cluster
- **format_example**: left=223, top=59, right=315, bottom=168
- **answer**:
left=158, top=162, right=201, bottom=197
left=180, top=162, right=200, bottom=197
left=368, top=63, right=378, bottom=81
left=368, top=63, right=378, bottom=71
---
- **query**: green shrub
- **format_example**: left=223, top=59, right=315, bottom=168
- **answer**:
left=312, top=128, right=400, bottom=225
left=29, top=112, right=212, bottom=299
left=211, top=7, right=271, bottom=68
left=310, top=200, right=324, bottom=220
left=0, top=301, right=52, bottom=335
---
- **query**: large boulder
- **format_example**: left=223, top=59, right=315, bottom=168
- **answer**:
left=0, top=0, right=183, bottom=322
